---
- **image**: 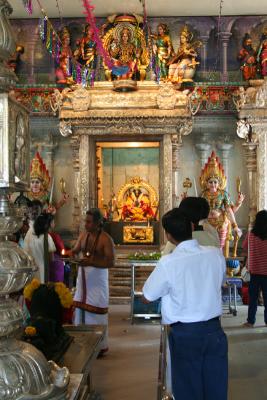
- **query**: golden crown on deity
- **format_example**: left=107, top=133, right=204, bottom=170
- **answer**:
left=199, top=151, right=227, bottom=190
left=180, top=25, right=193, bottom=41
left=30, top=152, right=50, bottom=191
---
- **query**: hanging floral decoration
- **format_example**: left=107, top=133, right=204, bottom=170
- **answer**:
left=22, top=0, right=33, bottom=15
left=82, top=0, right=113, bottom=69
left=38, top=12, right=94, bottom=86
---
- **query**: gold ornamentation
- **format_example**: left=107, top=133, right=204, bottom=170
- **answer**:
left=123, top=226, right=154, bottom=243
left=30, top=152, right=50, bottom=191
left=199, top=151, right=227, bottom=191
left=117, top=176, right=158, bottom=221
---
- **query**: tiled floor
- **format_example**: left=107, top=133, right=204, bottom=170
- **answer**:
left=92, top=305, right=267, bottom=400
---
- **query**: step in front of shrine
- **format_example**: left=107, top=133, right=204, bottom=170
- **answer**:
left=109, top=255, right=156, bottom=304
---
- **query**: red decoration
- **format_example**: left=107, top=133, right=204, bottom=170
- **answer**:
left=82, top=0, right=113, bottom=69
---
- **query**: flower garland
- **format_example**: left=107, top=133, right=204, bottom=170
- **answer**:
left=24, top=279, right=73, bottom=309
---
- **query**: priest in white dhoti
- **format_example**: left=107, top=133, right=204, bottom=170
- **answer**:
left=72, top=209, right=115, bottom=355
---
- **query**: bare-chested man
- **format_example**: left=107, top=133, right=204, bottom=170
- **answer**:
left=72, top=208, right=115, bottom=355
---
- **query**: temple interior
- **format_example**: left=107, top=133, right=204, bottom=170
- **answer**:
left=1, top=0, right=267, bottom=399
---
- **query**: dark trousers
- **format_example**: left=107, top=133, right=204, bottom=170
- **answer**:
left=169, top=319, right=228, bottom=400
left=248, top=274, right=267, bottom=324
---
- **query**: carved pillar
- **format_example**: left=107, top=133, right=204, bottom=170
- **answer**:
left=199, top=35, right=209, bottom=73
left=70, top=134, right=81, bottom=232
left=171, top=135, right=182, bottom=207
left=195, top=142, right=211, bottom=167
left=79, top=134, right=90, bottom=215
left=216, top=143, right=233, bottom=189
left=256, top=129, right=267, bottom=210
left=242, top=142, right=258, bottom=226
left=160, top=134, right=172, bottom=244
left=220, top=32, right=232, bottom=82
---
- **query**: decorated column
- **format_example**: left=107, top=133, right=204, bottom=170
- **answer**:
left=220, top=32, right=232, bottom=82
left=243, top=142, right=258, bottom=226
left=216, top=142, right=233, bottom=190
left=195, top=142, right=212, bottom=167
left=171, top=135, right=182, bottom=207
left=237, top=79, right=267, bottom=219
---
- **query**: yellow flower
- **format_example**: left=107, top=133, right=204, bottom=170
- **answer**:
left=54, top=282, right=73, bottom=308
left=23, top=279, right=41, bottom=300
left=25, top=326, right=37, bottom=336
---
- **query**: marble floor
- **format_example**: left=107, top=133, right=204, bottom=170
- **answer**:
left=92, top=305, right=267, bottom=400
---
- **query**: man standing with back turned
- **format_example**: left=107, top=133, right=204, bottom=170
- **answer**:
left=143, top=208, right=227, bottom=400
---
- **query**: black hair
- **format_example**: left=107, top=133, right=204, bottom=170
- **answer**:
left=34, top=213, right=54, bottom=237
left=28, top=199, right=43, bottom=209
left=86, top=208, right=103, bottom=227
left=251, top=210, right=267, bottom=240
left=162, top=208, right=192, bottom=242
left=14, top=192, right=32, bottom=207
left=179, top=197, right=210, bottom=225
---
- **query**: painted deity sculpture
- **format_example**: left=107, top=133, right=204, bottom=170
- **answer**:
left=200, top=151, right=244, bottom=257
left=75, top=24, right=97, bottom=69
left=28, top=152, right=68, bottom=211
left=101, top=15, right=149, bottom=81
left=150, top=23, right=174, bottom=80
left=257, top=28, right=267, bottom=77
left=56, top=27, right=73, bottom=84
left=168, top=25, right=201, bottom=83
left=110, top=27, right=137, bottom=79
left=122, top=188, right=155, bottom=221
left=238, top=33, right=257, bottom=81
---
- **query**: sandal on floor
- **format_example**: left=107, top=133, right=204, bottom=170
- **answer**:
left=243, top=322, right=254, bottom=328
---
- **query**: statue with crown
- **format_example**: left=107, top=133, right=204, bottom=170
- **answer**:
left=199, top=151, right=245, bottom=257
left=26, top=152, right=68, bottom=210
left=168, top=25, right=202, bottom=84
left=101, top=14, right=150, bottom=90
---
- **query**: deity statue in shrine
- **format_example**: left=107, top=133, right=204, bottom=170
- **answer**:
left=74, top=24, right=97, bottom=69
left=56, top=27, right=73, bottom=84
left=150, top=23, right=174, bottom=80
left=200, top=151, right=245, bottom=257
left=116, top=177, right=158, bottom=222
left=122, top=188, right=155, bottom=221
left=257, top=28, right=267, bottom=77
left=238, top=33, right=257, bottom=81
left=27, top=152, right=68, bottom=211
left=101, top=14, right=149, bottom=81
left=110, top=26, right=137, bottom=79
left=168, top=25, right=201, bottom=83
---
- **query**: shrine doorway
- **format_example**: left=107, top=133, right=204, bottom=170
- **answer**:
left=96, top=141, right=161, bottom=246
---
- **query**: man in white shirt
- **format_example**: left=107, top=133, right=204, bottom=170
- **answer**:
left=143, top=208, right=227, bottom=400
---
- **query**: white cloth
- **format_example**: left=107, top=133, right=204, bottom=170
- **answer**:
left=24, top=230, right=56, bottom=283
left=143, top=239, right=226, bottom=325
left=74, top=266, right=109, bottom=350
left=74, top=266, right=109, bottom=309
